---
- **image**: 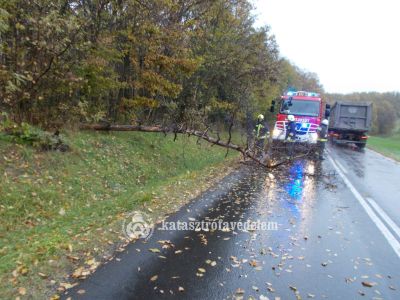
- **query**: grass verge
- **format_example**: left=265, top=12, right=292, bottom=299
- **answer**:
left=0, top=130, right=240, bottom=299
left=367, top=134, right=400, bottom=161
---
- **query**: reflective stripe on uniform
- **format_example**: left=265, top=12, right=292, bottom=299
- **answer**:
left=256, top=124, right=264, bottom=138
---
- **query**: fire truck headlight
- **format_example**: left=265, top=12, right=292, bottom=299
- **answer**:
left=272, top=129, right=280, bottom=138
left=310, top=132, right=318, bottom=142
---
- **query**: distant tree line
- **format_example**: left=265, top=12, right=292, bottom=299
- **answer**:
left=325, top=92, right=400, bottom=135
left=0, top=0, right=323, bottom=132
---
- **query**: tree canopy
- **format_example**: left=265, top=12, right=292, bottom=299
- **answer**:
left=0, top=0, right=316, bottom=130
left=2, top=0, right=396, bottom=135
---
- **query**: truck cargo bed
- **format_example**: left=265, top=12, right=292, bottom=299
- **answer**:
left=329, top=101, right=372, bottom=131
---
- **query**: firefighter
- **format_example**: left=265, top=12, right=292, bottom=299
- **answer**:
left=286, top=114, right=297, bottom=141
left=254, top=114, right=269, bottom=152
left=285, top=114, right=297, bottom=158
left=317, top=119, right=329, bottom=160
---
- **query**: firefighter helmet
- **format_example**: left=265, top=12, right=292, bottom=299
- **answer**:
left=287, top=115, right=295, bottom=122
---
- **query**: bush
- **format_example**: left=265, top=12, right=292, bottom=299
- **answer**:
left=1, top=114, right=69, bottom=151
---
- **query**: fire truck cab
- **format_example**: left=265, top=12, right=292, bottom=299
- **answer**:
left=271, top=91, right=326, bottom=144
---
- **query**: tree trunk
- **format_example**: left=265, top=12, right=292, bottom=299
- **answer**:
left=79, top=123, right=271, bottom=167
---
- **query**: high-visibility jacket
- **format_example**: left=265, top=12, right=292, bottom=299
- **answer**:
left=317, top=124, right=328, bottom=142
left=254, top=121, right=269, bottom=139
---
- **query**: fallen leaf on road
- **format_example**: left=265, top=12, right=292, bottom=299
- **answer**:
left=236, top=288, right=245, bottom=294
left=307, top=293, right=315, bottom=298
left=77, top=289, right=86, bottom=294
left=59, top=282, right=76, bottom=290
left=178, top=286, right=185, bottom=292
left=150, top=275, right=158, bottom=282
left=249, top=260, right=258, bottom=267
left=362, top=281, right=376, bottom=287
left=345, top=277, right=355, bottom=283
left=72, top=267, right=90, bottom=279
left=158, top=240, right=175, bottom=249
left=149, top=248, right=161, bottom=253
left=198, top=268, right=206, bottom=273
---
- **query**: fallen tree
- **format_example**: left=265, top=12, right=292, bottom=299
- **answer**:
left=79, top=123, right=313, bottom=168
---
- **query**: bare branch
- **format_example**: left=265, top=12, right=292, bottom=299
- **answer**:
left=80, top=123, right=270, bottom=167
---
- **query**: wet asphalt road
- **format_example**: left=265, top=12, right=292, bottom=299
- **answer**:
left=63, top=144, right=400, bottom=300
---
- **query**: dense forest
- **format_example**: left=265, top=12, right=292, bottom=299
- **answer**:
left=0, top=0, right=321, bottom=130
left=0, top=0, right=398, bottom=135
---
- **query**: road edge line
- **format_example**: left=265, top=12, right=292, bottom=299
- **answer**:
left=328, top=156, right=400, bottom=258
left=335, top=159, right=348, bottom=174
left=366, top=197, right=400, bottom=239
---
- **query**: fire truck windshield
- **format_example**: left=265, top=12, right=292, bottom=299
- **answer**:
left=280, top=100, right=320, bottom=117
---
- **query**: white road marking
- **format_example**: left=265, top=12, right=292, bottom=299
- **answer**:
left=366, top=197, right=400, bottom=239
left=335, top=159, right=348, bottom=174
left=328, top=155, right=400, bottom=258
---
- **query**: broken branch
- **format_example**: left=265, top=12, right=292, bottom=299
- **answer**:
left=79, top=123, right=299, bottom=168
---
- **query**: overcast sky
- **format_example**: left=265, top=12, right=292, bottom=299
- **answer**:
left=253, top=0, right=400, bottom=94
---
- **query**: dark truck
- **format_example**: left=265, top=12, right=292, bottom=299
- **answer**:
left=328, top=101, right=373, bottom=149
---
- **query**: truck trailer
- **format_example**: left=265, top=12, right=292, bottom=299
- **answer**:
left=328, top=101, right=372, bottom=149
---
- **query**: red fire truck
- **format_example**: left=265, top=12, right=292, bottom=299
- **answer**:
left=270, top=90, right=329, bottom=144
